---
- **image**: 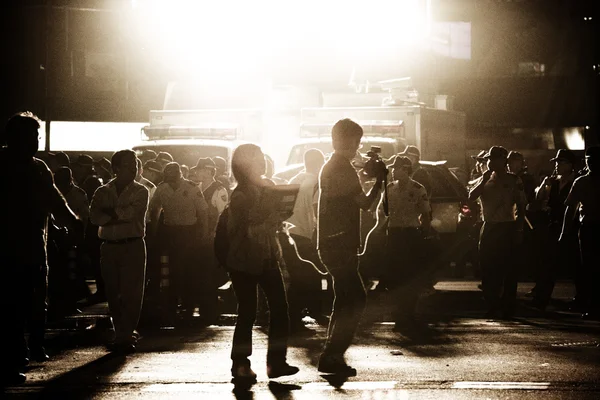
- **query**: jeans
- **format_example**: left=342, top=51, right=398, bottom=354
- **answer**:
left=229, top=262, right=290, bottom=367
left=318, top=248, right=366, bottom=357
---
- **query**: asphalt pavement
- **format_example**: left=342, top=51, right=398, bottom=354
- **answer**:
left=3, top=280, right=599, bottom=399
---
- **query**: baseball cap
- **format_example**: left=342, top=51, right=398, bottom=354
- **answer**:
left=195, top=157, right=216, bottom=169
left=400, top=145, right=420, bottom=158
left=482, top=146, right=508, bottom=160
left=550, top=149, right=577, bottom=164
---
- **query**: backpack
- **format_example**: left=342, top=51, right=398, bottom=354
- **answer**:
left=213, top=204, right=230, bottom=269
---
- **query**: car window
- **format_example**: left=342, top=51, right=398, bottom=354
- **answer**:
left=133, top=145, right=229, bottom=167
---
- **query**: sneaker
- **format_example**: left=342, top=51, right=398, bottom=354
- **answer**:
left=267, top=363, right=299, bottom=379
left=0, top=372, right=26, bottom=386
left=317, top=353, right=357, bottom=376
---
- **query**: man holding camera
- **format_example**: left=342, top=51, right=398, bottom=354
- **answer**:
left=317, top=118, right=384, bottom=376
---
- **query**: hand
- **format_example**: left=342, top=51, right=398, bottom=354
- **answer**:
left=541, top=176, right=555, bottom=187
left=102, top=207, right=118, bottom=220
left=482, top=170, right=493, bottom=182
left=558, top=232, right=565, bottom=243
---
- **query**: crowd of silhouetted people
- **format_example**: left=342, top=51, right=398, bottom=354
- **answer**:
left=1, top=112, right=599, bottom=386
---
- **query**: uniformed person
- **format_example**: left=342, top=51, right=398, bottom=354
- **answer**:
left=376, top=156, right=431, bottom=330
left=469, top=146, right=527, bottom=319
left=148, top=162, right=209, bottom=322
left=191, top=157, right=229, bottom=325
left=531, top=149, right=579, bottom=310
left=560, top=146, right=600, bottom=320
left=135, top=158, right=156, bottom=200
left=387, top=145, right=432, bottom=198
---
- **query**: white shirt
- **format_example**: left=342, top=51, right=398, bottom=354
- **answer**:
left=286, top=171, right=319, bottom=239
left=90, top=179, right=149, bottom=240
left=149, top=179, right=208, bottom=226
left=386, top=178, right=430, bottom=229
left=202, top=181, right=229, bottom=215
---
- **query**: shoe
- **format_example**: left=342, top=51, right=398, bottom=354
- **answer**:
left=107, top=342, right=136, bottom=354
left=231, top=364, right=257, bottom=381
left=267, top=363, right=299, bottom=379
left=0, top=372, right=26, bottom=386
left=582, top=311, right=600, bottom=321
left=290, top=324, right=317, bottom=336
left=317, top=353, right=357, bottom=376
left=30, top=347, right=50, bottom=362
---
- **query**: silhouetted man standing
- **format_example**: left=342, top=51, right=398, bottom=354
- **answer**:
left=317, top=119, right=383, bottom=376
left=0, top=112, right=79, bottom=385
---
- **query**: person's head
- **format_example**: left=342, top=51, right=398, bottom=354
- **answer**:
left=231, top=143, right=265, bottom=186
left=54, top=166, right=74, bottom=194
left=212, top=156, right=228, bottom=176
left=154, top=152, right=173, bottom=170
left=163, top=162, right=182, bottom=184
left=549, top=149, right=576, bottom=176
left=111, top=149, right=138, bottom=184
left=391, top=156, right=412, bottom=182
left=142, top=160, right=163, bottom=184
left=471, top=150, right=487, bottom=174
left=507, top=151, right=525, bottom=174
left=304, top=148, right=325, bottom=175
left=193, top=157, right=217, bottom=184
left=55, top=151, right=70, bottom=167
left=483, top=146, right=508, bottom=173
left=400, top=145, right=421, bottom=167
left=3, top=111, right=41, bottom=160
left=139, top=149, right=157, bottom=164
left=71, top=154, right=95, bottom=185
left=585, top=146, right=600, bottom=174
left=332, top=119, right=363, bottom=158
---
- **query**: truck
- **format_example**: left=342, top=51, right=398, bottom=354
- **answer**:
left=287, top=104, right=467, bottom=171
left=132, top=109, right=264, bottom=169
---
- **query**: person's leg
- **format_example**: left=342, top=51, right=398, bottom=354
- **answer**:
left=479, top=222, right=503, bottom=316
left=197, top=245, right=219, bottom=325
left=117, top=240, right=146, bottom=344
left=100, top=243, right=122, bottom=344
left=501, top=223, right=518, bottom=317
left=258, top=264, right=290, bottom=366
left=28, top=263, right=48, bottom=359
left=229, top=271, right=258, bottom=371
left=319, top=250, right=366, bottom=357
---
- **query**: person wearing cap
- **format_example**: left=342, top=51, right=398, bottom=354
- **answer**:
left=142, top=160, right=163, bottom=186
left=560, top=146, right=600, bottom=320
left=54, top=151, right=70, bottom=169
left=212, top=156, right=233, bottom=194
left=148, top=162, right=209, bottom=322
left=507, top=151, right=537, bottom=204
left=94, top=157, right=113, bottom=184
left=375, top=155, right=432, bottom=331
left=469, top=146, right=527, bottom=319
left=469, top=150, right=488, bottom=184
left=90, top=150, right=149, bottom=353
left=192, top=157, right=229, bottom=325
left=154, top=151, right=174, bottom=170
left=388, top=145, right=432, bottom=198
left=0, top=112, right=80, bottom=384
left=139, top=149, right=157, bottom=165
left=530, top=149, right=580, bottom=310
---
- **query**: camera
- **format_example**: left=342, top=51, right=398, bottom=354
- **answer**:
left=363, top=146, right=388, bottom=179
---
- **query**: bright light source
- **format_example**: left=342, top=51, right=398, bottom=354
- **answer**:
left=132, top=0, right=432, bottom=79
left=564, top=127, right=585, bottom=150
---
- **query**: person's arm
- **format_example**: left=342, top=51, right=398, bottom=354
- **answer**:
left=468, top=170, right=492, bottom=201
left=513, top=177, right=527, bottom=244
left=354, top=176, right=383, bottom=210
left=115, top=186, right=148, bottom=222
left=89, top=187, right=114, bottom=227
left=193, top=187, right=209, bottom=240
left=147, top=186, right=163, bottom=236
left=417, top=188, right=432, bottom=233
left=559, top=179, right=580, bottom=241
left=214, top=187, right=229, bottom=215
